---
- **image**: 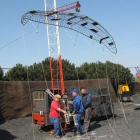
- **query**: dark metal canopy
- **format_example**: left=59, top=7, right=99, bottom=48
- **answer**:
left=21, top=10, right=117, bottom=54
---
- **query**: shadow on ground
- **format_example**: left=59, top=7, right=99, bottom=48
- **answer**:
left=41, top=119, right=102, bottom=137
left=38, top=115, right=117, bottom=139
left=0, top=129, right=17, bottom=140
left=40, top=115, right=116, bottom=133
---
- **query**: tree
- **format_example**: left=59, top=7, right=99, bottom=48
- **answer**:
left=5, top=64, right=27, bottom=81
left=4, top=58, right=134, bottom=92
left=0, top=66, right=4, bottom=81
left=104, top=61, right=134, bottom=92
left=77, top=61, right=134, bottom=92
left=62, top=59, right=77, bottom=80
left=4, top=58, right=77, bottom=81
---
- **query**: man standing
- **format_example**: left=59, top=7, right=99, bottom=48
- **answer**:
left=49, top=94, right=67, bottom=138
left=81, top=87, right=92, bottom=132
left=70, top=89, right=84, bottom=134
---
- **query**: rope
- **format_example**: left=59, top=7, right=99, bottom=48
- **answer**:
left=70, top=11, right=82, bottom=95
left=44, top=1, right=67, bottom=139
left=29, top=20, right=49, bottom=89
left=63, top=26, right=118, bottom=137
left=115, top=54, right=140, bottom=137
left=0, top=25, right=45, bottom=50
left=99, top=46, right=139, bottom=139
left=100, top=44, right=133, bottom=139
left=28, top=20, right=67, bottom=139
left=112, top=57, right=118, bottom=95
left=91, top=44, right=122, bottom=138
left=62, top=27, right=81, bottom=95
left=101, top=45, right=117, bottom=130
left=79, top=34, right=124, bottom=139
left=30, top=20, right=70, bottom=139
left=92, top=41, right=140, bottom=62
left=62, top=29, right=81, bottom=93
left=62, top=27, right=123, bottom=139
left=74, top=33, right=81, bottom=94
left=63, top=27, right=90, bottom=138
left=115, top=54, right=128, bottom=123
left=22, top=26, right=35, bottom=140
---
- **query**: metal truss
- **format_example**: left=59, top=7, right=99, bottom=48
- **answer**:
left=21, top=11, right=117, bottom=54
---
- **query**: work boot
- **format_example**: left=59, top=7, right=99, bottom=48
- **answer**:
left=75, top=131, right=81, bottom=135
left=54, top=135, right=60, bottom=138
left=81, top=130, right=87, bottom=134
left=49, top=130, right=55, bottom=135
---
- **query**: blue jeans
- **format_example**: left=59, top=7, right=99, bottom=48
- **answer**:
left=76, top=114, right=83, bottom=132
left=49, top=117, right=61, bottom=136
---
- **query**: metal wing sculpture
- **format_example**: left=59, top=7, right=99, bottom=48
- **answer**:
left=21, top=10, right=117, bottom=54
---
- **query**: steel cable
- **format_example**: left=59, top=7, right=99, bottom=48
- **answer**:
left=22, top=26, right=36, bottom=140
left=62, top=27, right=123, bottom=139
left=115, top=54, right=140, bottom=137
left=0, top=25, right=45, bottom=50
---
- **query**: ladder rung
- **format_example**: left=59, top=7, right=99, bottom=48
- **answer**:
left=52, top=69, right=59, bottom=70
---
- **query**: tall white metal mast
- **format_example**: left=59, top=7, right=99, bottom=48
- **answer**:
left=44, top=0, right=64, bottom=94
left=44, top=0, right=61, bottom=57
left=44, top=1, right=80, bottom=94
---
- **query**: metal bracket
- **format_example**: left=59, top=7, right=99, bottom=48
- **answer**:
left=46, top=89, right=54, bottom=99
left=64, top=114, right=78, bottom=126
left=64, top=114, right=70, bottom=124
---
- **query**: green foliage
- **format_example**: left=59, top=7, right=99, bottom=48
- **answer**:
left=62, top=59, right=77, bottom=80
left=0, top=66, right=4, bottom=80
left=79, top=61, right=134, bottom=92
left=106, top=61, right=134, bottom=92
left=4, top=58, right=134, bottom=92
left=5, top=64, right=27, bottom=81
left=4, top=58, right=77, bottom=81
left=135, top=78, right=140, bottom=83
left=28, top=58, right=51, bottom=81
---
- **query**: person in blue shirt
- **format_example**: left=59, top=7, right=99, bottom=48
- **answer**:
left=70, top=89, right=84, bottom=134
left=80, top=87, right=92, bottom=132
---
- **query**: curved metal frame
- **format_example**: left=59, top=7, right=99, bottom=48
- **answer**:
left=21, top=10, right=117, bottom=54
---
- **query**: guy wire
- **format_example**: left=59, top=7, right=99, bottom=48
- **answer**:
left=101, top=45, right=117, bottom=130
left=0, top=25, right=45, bottom=50
left=62, top=27, right=122, bottom=139
left=80, top=34, right=123, bottom=140
left=115, top=54, right=140, bottom=136
left=22, top=26, right=36, bottom=140
left=29, top=20, right=49, bottom=89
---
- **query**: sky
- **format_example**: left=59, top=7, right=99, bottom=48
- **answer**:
left=0, top=0, right=140, bottom=76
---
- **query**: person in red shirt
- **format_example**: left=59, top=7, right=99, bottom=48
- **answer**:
left=49, top=94, right=67, bottom=138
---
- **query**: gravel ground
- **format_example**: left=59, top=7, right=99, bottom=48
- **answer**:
left=0, top=102, right=140, bottom=140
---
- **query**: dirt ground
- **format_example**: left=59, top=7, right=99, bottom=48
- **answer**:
left=0, top=102, right=140, bottom=140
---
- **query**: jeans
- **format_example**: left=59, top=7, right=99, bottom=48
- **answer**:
left=76, top=114, right=83, bottom=132
left=49, top=117, right=61, bottom=136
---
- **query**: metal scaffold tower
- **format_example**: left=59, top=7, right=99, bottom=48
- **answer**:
left=43, top=1, right=81, bottom=94
left=44, top=0, right=64, bottom=94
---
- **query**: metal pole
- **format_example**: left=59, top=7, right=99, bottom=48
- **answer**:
left=44, top=0, right=64, bottom=94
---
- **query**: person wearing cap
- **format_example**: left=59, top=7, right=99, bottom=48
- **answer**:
left=70, top=89, right=84, bottom=134
left=80, top=87, right=92, bottom=132
left=49, top=94, right=67, bottom=138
